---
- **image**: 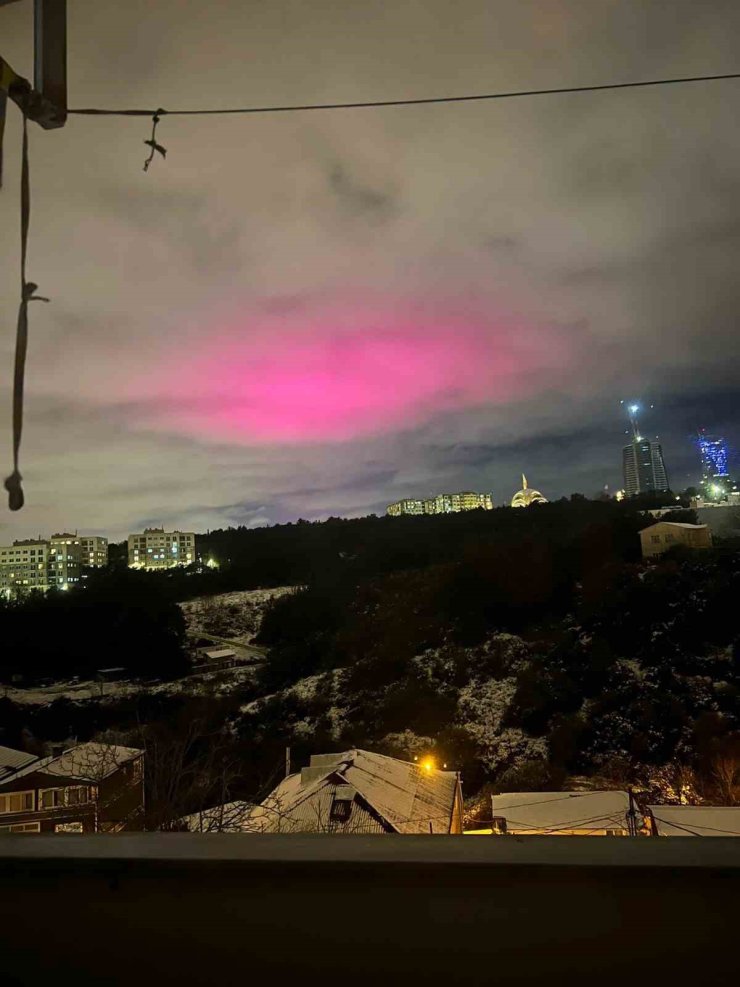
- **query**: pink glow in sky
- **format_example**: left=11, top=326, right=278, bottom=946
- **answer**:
left=135, top=305, right=567, bottom=444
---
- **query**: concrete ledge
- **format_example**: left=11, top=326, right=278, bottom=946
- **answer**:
left=2, top=834, right=739, bottom=985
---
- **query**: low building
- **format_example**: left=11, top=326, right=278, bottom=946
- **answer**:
left=387, top=491, right=493, bottom=516
left=0, top=742, right=144, bottom=833
left=128, top=528, right=195, bottom=569
left=249, top=749, right=464, bottom=834
left=194, top=647, right=238, bottom=670
left=639, top=521, right=712, bottom=559
left=466, top=791, right=636, bottom=836
left=647, top=805, right=740, bottom=837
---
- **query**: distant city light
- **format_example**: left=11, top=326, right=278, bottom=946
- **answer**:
left=629, top=404, right=640, bottom=415
left=206, top=557, right=219, bottom=569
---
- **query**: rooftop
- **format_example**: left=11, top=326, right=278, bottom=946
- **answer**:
left=491, top=791, right=632, bottom=833
left=251, top=749, right=460, bottom=834
left=1, top=743, right=142, bottom=785
left=0, top=745, right=37, bottom=780
left=648, top=805, right=740, bottom=837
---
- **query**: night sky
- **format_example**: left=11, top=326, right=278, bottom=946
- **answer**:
left=1, top=1, right=740, bottom=540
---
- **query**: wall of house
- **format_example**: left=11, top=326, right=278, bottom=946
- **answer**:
left=1, top=835, right=738, bottom=984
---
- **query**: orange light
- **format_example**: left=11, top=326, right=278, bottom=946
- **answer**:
left=421, top=757, right=435, bottom=773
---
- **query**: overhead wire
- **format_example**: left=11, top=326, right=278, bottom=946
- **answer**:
left=66, top=70, right=740, bottom=119
left=6, top=67, right=740, bottom=507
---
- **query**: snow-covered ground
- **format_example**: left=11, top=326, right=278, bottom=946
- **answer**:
left=4, top=656, right=261, bottom=707
left=180, top=586, right=296, bottom=643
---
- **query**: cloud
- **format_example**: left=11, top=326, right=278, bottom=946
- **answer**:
left=1, top=0, right=740, bottom=538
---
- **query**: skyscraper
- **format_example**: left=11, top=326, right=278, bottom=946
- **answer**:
left=622, top=439, right=669, bottom=496
left=621, top=403, right=669, bottom=497
left=698, top=433, right=729, bottom=482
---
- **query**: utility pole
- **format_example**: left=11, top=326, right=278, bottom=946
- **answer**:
left=285, top=746, right=291, bottom=779
left=1, top=1, right=67, bottom=131
left=627, top=788, right=639, bottom=836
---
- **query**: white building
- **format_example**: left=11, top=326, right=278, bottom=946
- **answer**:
left=128, top=528, right=195, bottom=569
left=0, top=540, right=51, bottom=597
left=79, top=535, right=108, bottom=568
left=0, top=531, right=109, bottom=599
left=48, top=533, right=82, bottom=591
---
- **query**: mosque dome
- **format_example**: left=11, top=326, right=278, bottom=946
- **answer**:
left=511, top=474, right=548, bottom=508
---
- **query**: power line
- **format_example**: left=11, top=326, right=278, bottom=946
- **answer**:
left=67, top=70, right=740, bottom=119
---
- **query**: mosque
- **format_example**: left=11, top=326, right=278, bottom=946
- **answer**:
left=511, top=475, right=548, bottom=508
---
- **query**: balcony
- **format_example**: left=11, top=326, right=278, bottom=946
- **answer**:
left=1, top=834, right=739, bottom=983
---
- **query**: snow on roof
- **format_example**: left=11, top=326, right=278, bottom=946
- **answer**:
left=251, top=749, right=459, bottom=835
left=493, top=791, right=632, bottom=833
left=0, top=745, right=37, bottom=780
left=648, top=805, right=740, bottom=837
left=180, top=801, right=256, bottom=833
left=642, top=522, right=709, bottom=530
left=6, top=743, right=142, bottom=783
left=201, top=648, right=237, bottom=660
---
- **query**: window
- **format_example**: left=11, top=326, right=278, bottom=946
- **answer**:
left=0, top=822, right=40, bottom=833
left=651, top=535, right=661, bottom=544
left=55, top=822, right=83, bottom=834
left=40, top=788, right=65, bottom=809
left=0, top=790, right=34, bottom=814
left=66, top=786, right=91, bottom=806
left=329, top=798, right=352, bottom=822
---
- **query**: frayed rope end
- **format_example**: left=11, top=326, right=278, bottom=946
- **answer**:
left=4, top=471, right=24, bottom=512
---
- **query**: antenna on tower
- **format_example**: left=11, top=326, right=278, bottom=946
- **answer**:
left=626, top=402, right=642, bottom=441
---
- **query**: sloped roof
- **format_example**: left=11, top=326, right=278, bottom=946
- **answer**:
left=180, top=801, right=256, bottom=833
left=642, top=522, right=709, bottom=531
left=4, top=743, right=142, bottom=784
left=648, top=805, right=740, bottom=837
left=493, top=791, right=631, bottom=833
left=250, top=749, right=459, bottom=834
left=0, top=745, right=37, bottom=780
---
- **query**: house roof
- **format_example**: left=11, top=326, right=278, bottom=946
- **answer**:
left=250, top=749, right=460, bottom=835
left=647, top=805, right=740, bottom=837
left=180, top=801, right=256, bottom=833
left=0, top=745, right=37, bottom=780
left=202, top=648, right=236, bottom=660
left=492, top=791, right=632, bottom=833
left=642, top=522, right=709, bottom=531
left=2, top=743, right=142, bottom=785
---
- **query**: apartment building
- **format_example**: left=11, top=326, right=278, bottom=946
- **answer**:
left=79, top=535, right=108, bottom=568
left=386, top=491, right=494, bottom=517
left=128, top=528, right=195, bottom=569
left=48, top=532, right=82, bottom=591
left=0, top=540, right=50, bottom=596
left=0, top=531, right=109, bottom=598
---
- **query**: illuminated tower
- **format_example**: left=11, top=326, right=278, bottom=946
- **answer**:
left=698, top=432, right=729, bottom=482
left=621, top=403, right=668, bottom=497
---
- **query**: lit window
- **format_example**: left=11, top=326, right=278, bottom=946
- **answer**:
left=0, top=791, right=34, bottom=814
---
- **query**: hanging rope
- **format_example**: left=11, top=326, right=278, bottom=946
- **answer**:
left=4, top=111, right=49, bottom=511
left=143, top=109, right=166, bottom=171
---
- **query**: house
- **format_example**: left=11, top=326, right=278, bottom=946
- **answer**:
left=179, top=800, right=255, bottom=833
left=466, top=791, right=637, bottom=836
left=196, top=647, right=237, bottom=670
left=647, top=805, right=740, bottom=837
left=248, top=749, right=464, bottom=834
left=0, top=742, right=144, bottom=833
left=639, top=521, right=712, bottom=559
